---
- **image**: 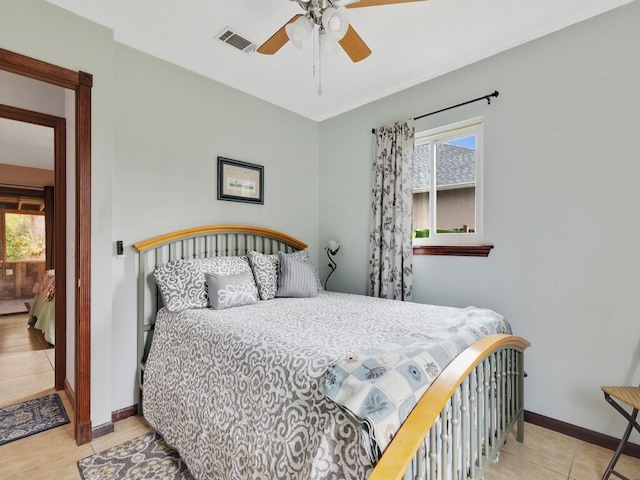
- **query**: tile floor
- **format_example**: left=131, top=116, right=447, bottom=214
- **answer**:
left=0, top=313, right=153, bottom=479
left=1, top=312, right=639, bottom=479
left=485, top=423, right=640, bottom=480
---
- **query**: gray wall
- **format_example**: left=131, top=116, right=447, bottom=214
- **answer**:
left=1, top=0, right=319, bottom=426
left=319, top=0, right=640, bottom=439
left=110, top=44, right=320, bottom=410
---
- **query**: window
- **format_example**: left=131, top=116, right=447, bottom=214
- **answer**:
left=413, top=118, right=483, bottom=247
left=2, top=211, right=46, bottom=262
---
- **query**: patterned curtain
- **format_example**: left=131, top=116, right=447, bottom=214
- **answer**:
left=368, top=119, right=415, bottom=301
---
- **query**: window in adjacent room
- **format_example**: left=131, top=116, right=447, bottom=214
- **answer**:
left=413, top=117, right=483, bottom=246
left=2, top=211, right=46, bottom=262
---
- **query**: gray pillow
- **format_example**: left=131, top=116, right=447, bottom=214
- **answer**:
left=206, top=272, right=258, bottom=310
left=288, top=248, right=323, bottom=291
left=154, top=256, right=252, bottom=312
left=248, top=249, right=323, bottom=300
left=247, top=251, right=279, bottom=300
left=276, top=252, right=318, bottom=298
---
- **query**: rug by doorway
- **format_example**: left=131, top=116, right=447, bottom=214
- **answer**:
left=0, top=298, right=30, bottom=316
left=0, top=393, right=69, bottom=446
left=77, top=432, right=193, bottom=480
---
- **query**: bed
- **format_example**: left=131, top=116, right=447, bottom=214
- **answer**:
left=27, top=269, right=56, bottom=345
left=134, top=225, right=530, bottom=480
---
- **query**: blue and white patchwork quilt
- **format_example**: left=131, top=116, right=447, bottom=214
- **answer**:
left=319, top=306, right=511, bottom=461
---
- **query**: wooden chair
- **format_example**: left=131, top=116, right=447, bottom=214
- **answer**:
left=600, top=385, right=640, bottom=480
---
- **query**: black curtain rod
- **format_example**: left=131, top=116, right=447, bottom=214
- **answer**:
left=371, top=90, right=499, bottom=134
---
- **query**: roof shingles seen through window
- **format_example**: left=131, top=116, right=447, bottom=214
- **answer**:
left=413, top=144, right=476, bottom=191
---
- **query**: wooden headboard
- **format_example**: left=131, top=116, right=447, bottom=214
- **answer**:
left=132, top=225, right=307, bottom=408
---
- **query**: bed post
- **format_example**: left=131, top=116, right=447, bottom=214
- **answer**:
left=517, top=350, right=526, bottom=443
left=136, top=248, right=146, bottom=415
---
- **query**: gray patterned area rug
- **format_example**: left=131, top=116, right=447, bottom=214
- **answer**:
left=77, top=432, right=194, bottom=480
left=0, top=393, right=70, bottom=446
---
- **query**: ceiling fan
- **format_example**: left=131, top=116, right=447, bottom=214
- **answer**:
left=257, top=0, right=425, bottom=63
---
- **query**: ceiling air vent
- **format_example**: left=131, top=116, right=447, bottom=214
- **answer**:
left=216, top=28, right=256, bottom=53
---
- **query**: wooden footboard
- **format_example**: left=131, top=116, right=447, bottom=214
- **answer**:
left=369, top=334, right=530, bottom=480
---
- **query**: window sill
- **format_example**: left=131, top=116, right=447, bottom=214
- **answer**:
left=413, top=245, right=493, bottom=257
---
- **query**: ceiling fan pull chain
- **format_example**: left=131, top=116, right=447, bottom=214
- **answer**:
left=318, top=30, right=323, bottom=95
left=313, top=26, right=317, bottom=79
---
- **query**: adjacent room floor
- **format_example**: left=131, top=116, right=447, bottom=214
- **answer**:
left=1, top=312, right=639, bottom=479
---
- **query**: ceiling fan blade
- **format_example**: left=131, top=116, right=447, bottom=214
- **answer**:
left=332, top=0, right=361, bottom=6
left=346, top=0, right=425, bottom=8
left=257, top=15, right=303, bottom=55
left=338, top=25, right=371, bottom=63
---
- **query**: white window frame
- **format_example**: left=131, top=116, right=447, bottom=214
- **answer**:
left=413, top=117, right=484, bottom=246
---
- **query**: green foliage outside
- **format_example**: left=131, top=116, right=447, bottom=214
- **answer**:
left=5, top=213, right=46, bottom=261
left=412, top=228, right=463, bottom=238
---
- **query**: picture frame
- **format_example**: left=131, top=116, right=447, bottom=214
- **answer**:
left=217, top=156, right=264, bottom=204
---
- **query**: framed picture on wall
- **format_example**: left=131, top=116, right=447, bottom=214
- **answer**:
left=217, top=156, right=264, bottom=204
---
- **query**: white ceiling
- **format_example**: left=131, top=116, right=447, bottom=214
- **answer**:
left=0, top=118, right=54, bottom=170
left=44, top=0, right=634, bottom=121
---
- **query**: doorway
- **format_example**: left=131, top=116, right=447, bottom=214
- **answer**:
left=0, top=104, right=66, bottom=394
left=0, top=47, right=93, bottom=445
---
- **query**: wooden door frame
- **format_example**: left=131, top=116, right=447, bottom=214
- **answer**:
left=0, top=47, right=93, bottom=445
left=0, top=104, right=67, bottom=392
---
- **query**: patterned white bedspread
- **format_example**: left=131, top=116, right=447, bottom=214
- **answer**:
left=143, top=292, right=511, bottom=480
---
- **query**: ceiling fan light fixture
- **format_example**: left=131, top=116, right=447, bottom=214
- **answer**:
left=285, top=15, right=313, bottom=48
left=321, top=7, right=349, bottom=40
